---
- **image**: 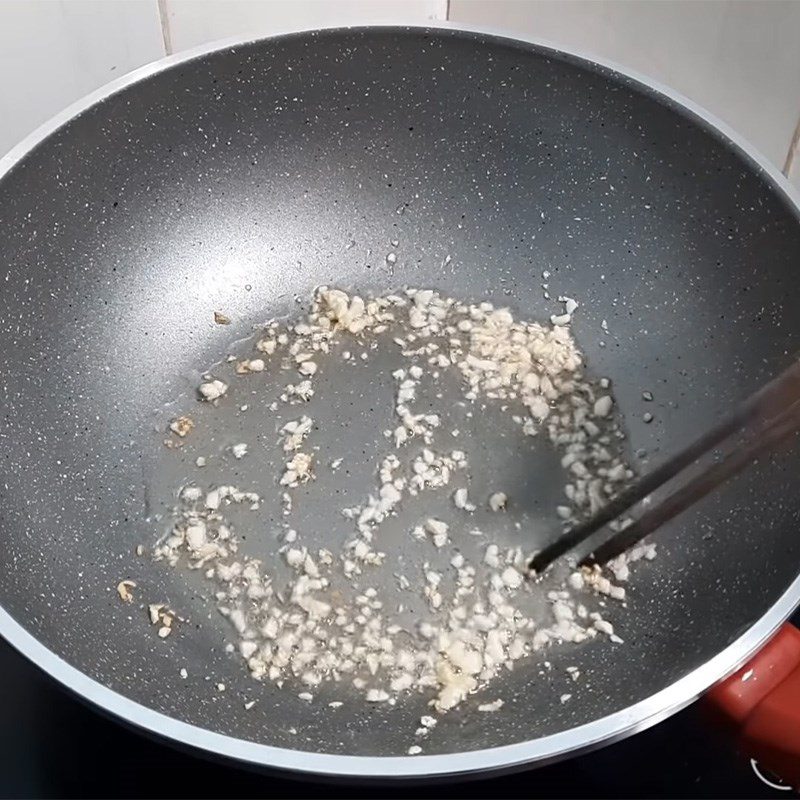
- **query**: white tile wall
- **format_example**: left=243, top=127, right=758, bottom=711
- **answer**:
left=162, top=0, right=447, bottom=53
left=0, top=0, right=165, bottom=157
left=449, top=0, right=800, bottom=174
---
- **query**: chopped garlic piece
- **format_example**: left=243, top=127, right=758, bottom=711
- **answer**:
left=281, top=416, right=314, bottom=451
left=169, top=416, right=194, bottom=437
left=149, top=284, right=645, bottom=724
left=231, top=442, right=248, bottom=459
left=453, top=487, right=475, bottom=511
left=236, top=358, right=265, bottom=374
left=298, top=360, right=318, bottom=376
left=116, top=580, right=136, bottom=603
left=424, top=518, right=449, bottom=548
left=501, top=566, right=523, bottom=589
left=198, top=378, right=228, bottom=401
left=593, top=395, right=613, bottom=417
left=281, top=452, right=313, bottom=487
left=488, top=492, right=507, bottom=512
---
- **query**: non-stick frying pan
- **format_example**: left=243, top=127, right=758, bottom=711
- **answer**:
left=1, top=24, right=800, bottom=780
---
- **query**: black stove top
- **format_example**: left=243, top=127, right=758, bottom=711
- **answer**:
left=0, top=635, right=791, bottom=799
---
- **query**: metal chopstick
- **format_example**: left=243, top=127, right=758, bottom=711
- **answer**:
left=579, top=399, right=800, bottom=566
left=528, top=360, right=800, bottom=574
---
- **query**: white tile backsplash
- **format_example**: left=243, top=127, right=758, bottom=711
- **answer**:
left=449, top=0, right=800, bottom=171
left=162, top=0, right=447, bottom=53
left=0, top=0, right=165, bottom=158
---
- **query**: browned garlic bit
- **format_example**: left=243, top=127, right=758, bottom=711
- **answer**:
left=169, top=416, right=195, bottom=437
left=236, top=358, right=265, bottom=375
left=148, top=603, right=177, bottom=638
left=116, top=579, right=136, bottom=603
left=154, top=286, right=652, bottom=729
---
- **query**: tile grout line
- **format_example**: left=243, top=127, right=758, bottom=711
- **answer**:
left=782, top=111, right=800, bottom=178
left=157, top=0, right=173, bottom=56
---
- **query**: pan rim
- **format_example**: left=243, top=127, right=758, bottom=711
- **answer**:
left=1, top=20, right=799, bottom=779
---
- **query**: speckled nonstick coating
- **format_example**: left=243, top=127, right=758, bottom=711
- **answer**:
left=1, top=26, right=800, bottom=778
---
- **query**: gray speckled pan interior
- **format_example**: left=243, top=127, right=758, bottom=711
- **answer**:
left=1, top=26, right=800, bottom=766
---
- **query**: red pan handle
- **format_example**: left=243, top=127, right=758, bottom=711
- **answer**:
left=706, top=623, right=800, bottom=788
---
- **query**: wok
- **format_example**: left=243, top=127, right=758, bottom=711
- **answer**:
left=1, top=24, right=800, bottom=780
